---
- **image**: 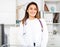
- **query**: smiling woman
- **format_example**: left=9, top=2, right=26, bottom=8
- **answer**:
left=18, top=2, right=48, bottom=47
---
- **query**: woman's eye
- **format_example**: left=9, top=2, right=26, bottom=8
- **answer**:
left=29, top=7, right=37, bottom=11
left=34, top=8, right=37, bottom=10
left=30, top=8, right=33, bottom=10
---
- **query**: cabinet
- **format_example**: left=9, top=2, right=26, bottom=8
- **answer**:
left=44, top=13, right=60, bottom=47
left=44, top=0, right=60, bottom=47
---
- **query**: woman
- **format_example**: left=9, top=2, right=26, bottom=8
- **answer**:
left=19, top=2, right=48, bottom=47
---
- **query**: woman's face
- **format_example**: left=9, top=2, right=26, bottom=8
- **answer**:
left=27, top=4, right=37, bottom=18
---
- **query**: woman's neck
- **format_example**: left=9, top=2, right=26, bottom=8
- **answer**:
left=29, top=16, right=35, bottom=20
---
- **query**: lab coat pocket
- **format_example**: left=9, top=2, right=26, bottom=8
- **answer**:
left=23, top=32, right=33, bottom=46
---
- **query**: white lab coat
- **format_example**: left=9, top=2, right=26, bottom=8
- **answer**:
left=20, top=18, right=48, bottom=47
left=9, top=18, right=48, bottom=47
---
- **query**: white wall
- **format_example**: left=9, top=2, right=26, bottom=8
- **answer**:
left=17, top=0, right=43, bottom=11
left=56, top=2, right=60, bottom=12
left=0, top=0, right=16, bottom=24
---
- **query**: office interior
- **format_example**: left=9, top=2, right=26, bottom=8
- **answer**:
left=0, top=0, right=60, bottom=47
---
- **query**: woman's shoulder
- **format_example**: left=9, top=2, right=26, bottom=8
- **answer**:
left=39, top=18, right=47, bottom=25
left=40, top=18, right=46, bottom=22
left=40, top=18, right=45, bottom=21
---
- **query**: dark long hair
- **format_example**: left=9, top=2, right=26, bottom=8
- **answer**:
left=22, top=2, right=41, bottom=25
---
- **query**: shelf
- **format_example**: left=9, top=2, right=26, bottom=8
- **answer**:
left=44, top=1, right=60, bottom=3
left=53, top=23, right=60, bottom=25
left=44, top=1, right=60, bottom=13
left=47, top=23, right=60, bottom=25
left=44, top=11, right=60, bottom=13
left=44, top=0, right=60, bottom=2
left=47, top=23, right=53, bottom=25
left=0, top=24, right=15, bottom=26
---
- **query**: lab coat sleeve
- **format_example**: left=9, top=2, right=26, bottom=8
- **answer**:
left=40, top=19, right=48, bottom=47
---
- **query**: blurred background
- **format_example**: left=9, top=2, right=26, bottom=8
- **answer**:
left=0, top=0, right=60, bottom=47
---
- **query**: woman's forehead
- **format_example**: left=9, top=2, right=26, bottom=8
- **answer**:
left=28, top=4, right=37, bottom=8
